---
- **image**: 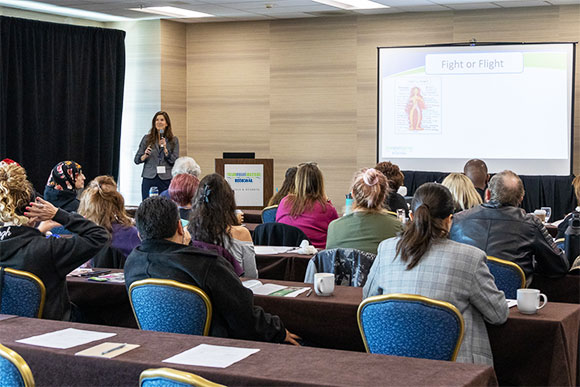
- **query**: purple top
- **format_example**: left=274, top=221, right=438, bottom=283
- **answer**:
left=275, top=196, right=339, bottom=249
left=191, top=240, right=245, bottom=277
left=111, top=223, right=141, bottom=257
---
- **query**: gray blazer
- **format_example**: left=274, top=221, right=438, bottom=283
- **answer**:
left=134, top=135, right=179, bottom=180
left=363, top=237, right=508, bottom=366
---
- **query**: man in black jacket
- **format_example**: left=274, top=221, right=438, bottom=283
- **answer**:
left=124, top=196, right=299, bottom=345
left=450, top=170, right=569, bottom=281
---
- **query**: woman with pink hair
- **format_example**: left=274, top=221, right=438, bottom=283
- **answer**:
left=326, top=168, right=402, bottom=254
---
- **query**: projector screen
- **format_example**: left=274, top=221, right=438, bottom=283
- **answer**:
left=377, top=43, right=576, bottom=175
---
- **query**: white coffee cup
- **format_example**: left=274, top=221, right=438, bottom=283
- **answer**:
left=314, top=273, right=335, bottom=296
left=517, top=289, right=547, bottom=314
left=533, top=209, right=546, bottom=223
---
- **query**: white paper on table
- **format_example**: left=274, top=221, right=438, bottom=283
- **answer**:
left=254, top=246, right=294, bottom=255
left=506, top=299, right=518, bottom=308
left=16, top=328, right=116, bottom=349
left=250, top=283, right=287, bottom=295
left=163, top=344, right=259, bottom=368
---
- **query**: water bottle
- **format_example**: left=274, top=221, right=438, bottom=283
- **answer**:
left=565, top=212, right=580, bottom=266
left=149, top=186, right=159, bottom=197
left=344, top=193, right=353, bottom=216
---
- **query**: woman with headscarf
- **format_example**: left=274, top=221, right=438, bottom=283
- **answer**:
left=43, top=161, right=85, bottom=212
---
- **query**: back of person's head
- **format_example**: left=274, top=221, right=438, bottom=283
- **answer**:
left=351, top=168, right=388, bottom=211
left=268, top=166, right=298, bottom=206
left=441, top=173, right=482, bottom=211
left=396, top=183, right=455, bottom=270
left=188, top=173, right=237, bottom=247
left=463, top=159, right=488, bottom=189
left=0, top=162, right=34, bottom=226
left=374, top=161, right=404, bottom=191
left=171, top=156, right=201, bottom=178
left=488, top=170, right=524, bottom=207
left=135, top=196, right=179, bottom=241
left=289, top=162, right=327, bottom=216
left=572, top=176, right=580, bottom=204
left=169, top=174, right=200, bottom=207
left=46, top=160, right=83, bottom=191
left=78, top=176, right=131, bottom=232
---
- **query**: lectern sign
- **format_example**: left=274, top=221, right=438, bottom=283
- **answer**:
left=224, top=164, right=264, bottom=207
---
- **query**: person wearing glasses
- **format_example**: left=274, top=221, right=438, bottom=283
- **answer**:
left=275, top=162, right=338, bottom=248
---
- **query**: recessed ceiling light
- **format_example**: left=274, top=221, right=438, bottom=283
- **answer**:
left=0, top=0, right=129, bottom=22
left=312, top=0, right=388, bottom=9
left=129, top=6, right=214, bottom=18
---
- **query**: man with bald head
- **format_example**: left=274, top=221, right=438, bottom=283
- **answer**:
left=450, top=170, right=569, bottom=281
left=463, top=159, right=489, bottom=201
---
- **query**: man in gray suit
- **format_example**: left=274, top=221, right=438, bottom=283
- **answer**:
left=450, top=170, right=569, bottom=281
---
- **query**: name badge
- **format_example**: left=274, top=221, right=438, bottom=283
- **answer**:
left=157, top=166, right=166, bottom=174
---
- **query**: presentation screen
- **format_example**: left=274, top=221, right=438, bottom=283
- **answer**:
left=377, top=43, right=575, bottom=175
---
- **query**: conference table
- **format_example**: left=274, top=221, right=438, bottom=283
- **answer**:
left=0, top=315, right=498, bottom=386
left=67, top=275, right=580, bottom=386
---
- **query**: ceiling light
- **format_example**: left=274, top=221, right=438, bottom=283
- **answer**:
left=312, top=0, right=388, bottom=9
left=0, top=0, right=129, bottom=22
left=130, top=6, right=214, bottom=18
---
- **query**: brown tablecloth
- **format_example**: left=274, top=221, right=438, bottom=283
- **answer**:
left=0, top=316, right=497, bottom=387
left=255, top=253, right=312, bottom=282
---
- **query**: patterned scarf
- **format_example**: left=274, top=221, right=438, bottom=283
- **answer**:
left=46, top=161, right=82, bottom=192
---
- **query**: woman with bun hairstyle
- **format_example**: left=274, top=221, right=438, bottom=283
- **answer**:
left=134, top=111, right=180, bottom=200
left=363, top=183, right=508, bottom=365
left=275, top=162, right=338, bottom=248
left=326, top=168, right=402, bottom=254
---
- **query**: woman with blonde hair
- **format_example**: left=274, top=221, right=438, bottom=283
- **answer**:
left=275, top=162, right=338, bottom=248
left=326, top=168, right=402, bottom=254
left=442, top=173, right=483, bottom=212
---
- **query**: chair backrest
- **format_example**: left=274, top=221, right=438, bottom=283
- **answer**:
left=0, top=344, right=35, bottom=387
left=129, top=279, right=212, bottom=335
left=0, top=268, right=45, bottom=318
left=486, top=256, right=526, bottom=299
left=252, top=222, right=309, bottom=247
left=261, top=205, right=278, bottom=223
left=358, top=294, right=464, bottom=361
left=140, top=368, right=224, bottom=387
left=304, top=248, right=376, bottom=287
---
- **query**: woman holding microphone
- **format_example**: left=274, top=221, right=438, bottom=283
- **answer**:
left=134, top=111, right=179, bottom=200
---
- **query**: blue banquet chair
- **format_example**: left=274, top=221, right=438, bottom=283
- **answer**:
left=358, top=293, right=464, bottom=361
left=0, top=267, right=46, bottom=318
left=140, top=368, right=224, bottom=387
left=261, top=205, right=278, bottom=223
left=129, top=279, right=212, bottom=335
left=486, top=256, right=526, bottom=299
left=0, top=343, right=35, bottom=387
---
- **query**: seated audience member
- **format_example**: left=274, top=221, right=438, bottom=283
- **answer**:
left=160, top=156, right=201, bottom=198
left=168, top=173, right=200, bottom=222
left=188, top=174, right=258, bottom=278
left=450, top=170, right=569, bottom=280
left=78, top=176, right=140, bottom=259
left=363, top=183, right=508, bottom=366
left=556, top=175, right=580, bottom=238
left=442, top=173, right=482, bottom=212
left=43, top=161, right=85, bottom=212
left=374, top=161, right=408, bottom=216
left=276, top=162, right=338, bottom=248
left=326, top=168, right=402, bottom=254
left=124, top=196, right=299, bottom=344
left=463, top=159, right=489, bottom=202
left=0, top=161, right=108, bottom=320
left=267, top=166, right=297, bottom=206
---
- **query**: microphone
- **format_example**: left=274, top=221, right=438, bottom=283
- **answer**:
left=159, top=129, right=165, bottom=148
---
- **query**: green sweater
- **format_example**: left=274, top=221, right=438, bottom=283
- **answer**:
left=325, top=211, right=402, bottom=255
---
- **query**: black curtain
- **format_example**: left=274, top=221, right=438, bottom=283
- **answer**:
left=0, top=16, right=125, bottom=192
left=402, top=170, right=576, bottom=221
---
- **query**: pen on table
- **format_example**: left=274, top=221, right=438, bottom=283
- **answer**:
left=101, top=344, right=126, bottom=355
left=306, top=288, right=312, bottom=297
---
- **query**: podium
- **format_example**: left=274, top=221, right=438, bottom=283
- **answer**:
left=215, top=158, right=273, bottom=210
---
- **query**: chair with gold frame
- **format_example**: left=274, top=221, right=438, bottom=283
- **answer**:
left=140, top=368, right=224, bottom=387
left=261, top=205, right=278, bottom=223
left=129, top=279, right=212, bottom=336
left=357, top=293, right=464, bottom=361
left=486, top=256, right=526, bottom=299
left=0, top=343, right=35, bottom=387
left=0, top=267, right=46, bottom=318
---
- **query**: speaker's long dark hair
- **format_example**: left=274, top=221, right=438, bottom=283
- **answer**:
left=395, top=183, right=455, bottom=270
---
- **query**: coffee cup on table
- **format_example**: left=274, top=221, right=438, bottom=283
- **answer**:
left=517, top=289, right=547, bottom=314
left=533, top=209, right=546, bottom=223
left=314, top=273, right=335, bottom=296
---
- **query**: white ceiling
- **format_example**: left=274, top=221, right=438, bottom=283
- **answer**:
left=10, top=0, right=580, bottom=23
